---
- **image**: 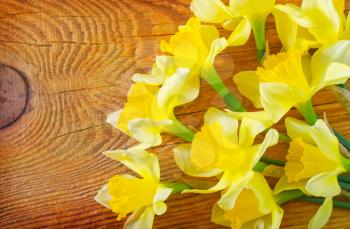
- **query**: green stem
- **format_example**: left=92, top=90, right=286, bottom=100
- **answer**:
left=164, top=182, right=192, bottom=194
left=279, top=132, right=291, bottom=142
left=201, top=66, right=245, bottom=112
left=339, top=174, right=350, bottom=183
left=167, top=119, right=194, bottom=142
left=260, top=156, right=286, bottom=167
left=250, top=16, right=266, bottom=63
left=340, top=156, right=350, bottom=172
left=296, top=100, right=318, bottom=125
left=275, top=190, right=304, bottom=205
left=300, top=196, right=350, bottom=209
left=253, top=161, right=267, bottom=172
left=339, top=180, right=350, bottom=190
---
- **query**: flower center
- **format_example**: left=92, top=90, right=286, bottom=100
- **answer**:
left=223, top=189, right=266, bottom=228
left=285, top=138, right=337, bottom=183
left=108, top=175, right=157, bottom=220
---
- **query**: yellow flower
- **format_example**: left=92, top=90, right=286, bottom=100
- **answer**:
left=160, top=17, right=227, bottom=76
left=95, top=147, right=172, bottom=229
left=190, top=0, right=275, bottom=59
left=174, top=108, right=278, bottom=210
left=233, top=40, right=350, bottom=123
left=107, top=80, right=194, bottom=147
left=212, top=173, right=283, bottom=229
left=274, top=0, right=349, bottom=51
left=275, top=118, right=346, bottom=229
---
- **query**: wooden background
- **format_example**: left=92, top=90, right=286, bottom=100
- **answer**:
left=1, top=0, right=350, bottom=228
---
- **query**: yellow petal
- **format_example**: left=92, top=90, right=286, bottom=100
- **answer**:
left=106, top=110, right=122, bottom=129
left=103, top=148, right=160, bottom=181
left=152, top=185, right=172, bottom=215
left=173, top=144, right=223, bottom=177
left=233, top=71, right=261, bottom=108
left=203, top=37, right=228, bottom=68
left=230, top=0, right=275, bottom=18
left=183, top=171, right=232, bottom=194
left=190, top=0, right=233, bottom=23
left=301, top=0, right=341, bottom=43
left=285, top=117, right=314, bottom=144
left=273, top=6, right=298, bottom=50
left=238, top=118, right=268, bottom=147
left=124, top=207, right=155, bottom=229
left=128, top=118, right=172, bottom=147
left=218, top=172, right=253, bottom=210
left=205, top=107, right=239, bottom=144
left=108, top=175, right=157, bottom=220
left=308, top=197, right=333, bottom=229
left=275, top=4, right=313, bottom=27
left=310, top=119, right=340, bottom=162
left=274, top=175, right=308, bottom=195
left=227, top=17, right=251, bottom=46
left=260, top=82, right=305, bottom=122
left=305, top=171, right=341, bottom=197
left=343, top=12, right=350, bottom=39
left=95, top=184, right=111, bottom=209
left=211, top=204, right=231, bottom=227
left=158, top=68, right=199, bottom=109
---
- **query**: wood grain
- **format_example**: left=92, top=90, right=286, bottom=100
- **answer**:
left=0, top=0, right=350, bottom=228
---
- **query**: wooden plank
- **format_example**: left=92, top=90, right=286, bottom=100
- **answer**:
left=0, top=0, right=350, bottom=228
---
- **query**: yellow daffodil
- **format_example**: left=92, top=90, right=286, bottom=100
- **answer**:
left=107, top=80, right=194, bottom=147
left=174, top=107, right=278, bottom=210
left=95, top=147, right=172, bottom=229
left=160, top=17, right=245, bottom=112
left=233, top=40, right=350, bottom=123
left=212, top=173, right=283, bottom=229
left=275, top=117, right=347, bottom=229
left=160, top=17, right=227, bottom=73
left=274, top=0, right=350, bottom=51
left=191, top=0, right=276, bottom=60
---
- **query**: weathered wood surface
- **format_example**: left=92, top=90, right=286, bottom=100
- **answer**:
left=0, top=0, right=350, bottom=228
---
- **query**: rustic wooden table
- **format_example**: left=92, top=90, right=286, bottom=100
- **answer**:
left=1, top=0, right=350, bottom=228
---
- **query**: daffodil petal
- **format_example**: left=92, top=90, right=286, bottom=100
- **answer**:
left=211, top=204, right=231, bottom=227
left=158, top=68, right=198, bottom=108
left=311, top=40, right=350, bottom=87
left=275, top=4, right=313, bottom=27
left=248, top=173, right=274, bottom=214
left=173, top=144, right=222, bottom=177
left=310, top=119, right=340, bottom=161
left=274, top=175, right=308, bottom=194
left=234, top=71, right=261, bottom=108
left=124, top=206, right=155, bottom=229
left=239, top=118, right=271, bottom=147
left=227, top=17, right=251, bottom=46
left=103, top=149, right=160, bottom=181
left=128, top=118, right=172, bottom=147
left=95, top=184, right=111, bottom=209
left=203, top=37, right=228, bottom=68
left=153, top=185, right=172, bottom=215
left=273, top=7, right=298, bottom=50
left=260, top=83, right=305, bottom=123
left=308, top=197, right=333, bottom=229
left=217, top=173, right=252, bottom=210
left=183, top=171, right=231, bottom=194
left=285, top=117, right=314, bottom=144
left=205, top=107, right=239, bottom=144
left=306, top=171, right=341, bottom=197
left=190, top=0, right=232, bottom=23
left=343, top=12, right=350, bottom=39
left=106, top=110, right=122, bottom=128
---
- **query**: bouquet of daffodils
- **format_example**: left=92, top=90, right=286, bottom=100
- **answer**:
left=95, top=0, right=350, bottom=228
